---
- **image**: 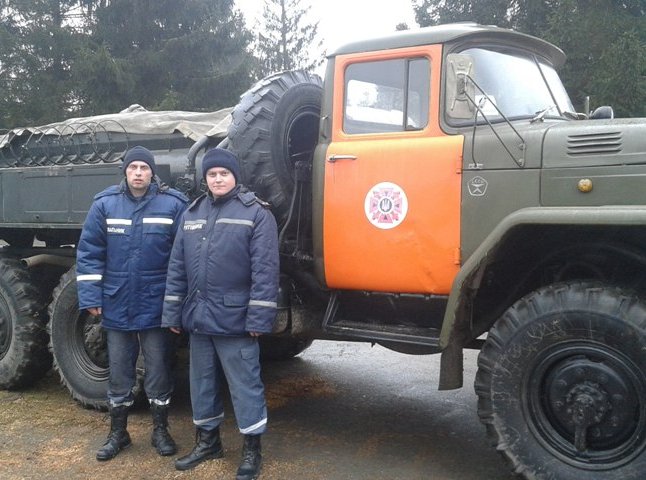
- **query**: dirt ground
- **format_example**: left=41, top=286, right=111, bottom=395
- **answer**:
left=0, top=362, right=335, bottom=480
left=0, top=341, right=515, bottom=480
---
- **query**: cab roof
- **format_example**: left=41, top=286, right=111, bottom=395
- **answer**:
left=328, top=23, right=566, bottom=68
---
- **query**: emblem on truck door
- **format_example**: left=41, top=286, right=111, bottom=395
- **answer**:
left=467, top=176, right=488, bottom=197
left=364, top=182, right=408, bottom=229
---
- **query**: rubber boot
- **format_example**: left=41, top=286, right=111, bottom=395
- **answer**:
left=174, top=427, right=224, bottom=471
left=236, top=435, right=262, bottom=480
left=151, top=403, right=177, bottom=456
left=96, top=405, right=132, bottom=461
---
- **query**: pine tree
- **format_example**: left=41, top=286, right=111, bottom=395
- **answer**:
left=253, top=0, right=323, bottom=78
left=0, top=1, right=94, bottom=127
left=79, top=0, right=255, bottom=113
left=412, top=0, right=510, bottom=27
left=543, top=0, right=645, bottom=116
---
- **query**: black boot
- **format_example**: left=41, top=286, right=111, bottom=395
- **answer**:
left=151, top=403, right=177, bottom=456
left=96, top=405, right=132, bottom=461
left=236, top=435, right=262, bottom=480
left=174, top=427, right=224, bottom=471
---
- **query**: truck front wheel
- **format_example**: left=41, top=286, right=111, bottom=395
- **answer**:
left=475, top=282, right=646, bottom=480
left=0, top=258, right=50, bottom=389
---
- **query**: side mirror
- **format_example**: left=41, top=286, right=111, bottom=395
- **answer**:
left=445, top=54, right=476, bottom=119
left=589, top=105, right=614, bottom=120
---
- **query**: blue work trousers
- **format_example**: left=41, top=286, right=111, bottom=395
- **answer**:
left=106, top=327, right=174, bottom=407
left=189, top=334, right=267, bottom=435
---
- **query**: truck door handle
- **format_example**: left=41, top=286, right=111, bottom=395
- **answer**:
left=328, top=154, right=357, bottom=163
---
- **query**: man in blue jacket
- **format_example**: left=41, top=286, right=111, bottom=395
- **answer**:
left=77, top=145, right=188, bottom=461
left=162, top=148, right=279, bottom=480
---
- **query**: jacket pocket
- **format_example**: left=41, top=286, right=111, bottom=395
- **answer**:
left=143, top=222, right=172, bottom=236
left=223, top=294, right=249, bottom=307
left=101, top=280, right=128, bottom=328
left=103, top=280, right=123, bottom=298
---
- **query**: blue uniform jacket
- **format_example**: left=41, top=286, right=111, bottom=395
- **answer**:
left=161, top=186, right=279, bottom=336
left=76, top=181, right=188, bottom=331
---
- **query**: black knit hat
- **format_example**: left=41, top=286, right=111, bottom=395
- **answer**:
left=202, top=148, right=240, bottom=183
left=122, top=146, right=156, bottom=175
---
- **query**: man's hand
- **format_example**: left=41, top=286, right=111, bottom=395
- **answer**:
left=249, top=332, right=262, bottom=337
left=87, top=307, right=102, bottom=316
left=169, top=327, right=181, bottom=335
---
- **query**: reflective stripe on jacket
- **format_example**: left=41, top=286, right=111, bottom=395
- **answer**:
left=76, top=181, right=188, bottom=330
left=162, top=186, right=279, bottom=335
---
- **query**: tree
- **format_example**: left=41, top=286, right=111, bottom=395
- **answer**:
left=0, top=0, right=94, bottom=128
left=253, top=0, right=323, bottom=79
left=543, top=0, right=646, bottom=117
left=77, top=0, right=255, bottom=114
left=412, top=0, right=511, bottom=28
left=0, top=0, right=257, bottom=128
left=0, top=2, right=22, bottom=128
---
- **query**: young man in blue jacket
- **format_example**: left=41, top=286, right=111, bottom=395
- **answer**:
left=162, top=148, right=279, bottom=480
left=76, top=146, right=188, bottom=461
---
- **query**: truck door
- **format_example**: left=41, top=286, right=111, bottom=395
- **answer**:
left=323, top=46, right=463, bottom=294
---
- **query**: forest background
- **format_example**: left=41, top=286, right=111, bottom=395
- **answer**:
left=1, top=0, right=644, bottom=130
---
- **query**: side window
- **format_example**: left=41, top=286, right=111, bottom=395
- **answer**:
left=343, top=57, right=430, bottom=135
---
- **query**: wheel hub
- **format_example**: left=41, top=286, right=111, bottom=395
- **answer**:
left=81, top=313, right=108, bottom=367
left=543, top=354, right=639, bottom=454
left=565, top=382, right=611, bottom=451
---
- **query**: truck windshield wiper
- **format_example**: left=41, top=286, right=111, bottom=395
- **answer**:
left=530, top=105, right=556, bottom=123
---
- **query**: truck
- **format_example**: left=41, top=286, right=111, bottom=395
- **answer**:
left=0, top=22, right=645, bottom=480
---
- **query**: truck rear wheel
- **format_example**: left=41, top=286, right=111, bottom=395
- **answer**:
left=48, top=267, right=146, bottom=410
left=226, top=70, right=322, bottom=224
left=48, top=267, right=110, bottom=409
left=0, top=258, right=51, bottom=389
left=475, top=282, right=646, bottom=480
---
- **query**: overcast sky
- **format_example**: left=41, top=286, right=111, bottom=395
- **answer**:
left=234, top=0, right=418, bottom=53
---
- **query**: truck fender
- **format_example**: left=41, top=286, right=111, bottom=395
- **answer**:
left=438, top=205, right=646, bottom=389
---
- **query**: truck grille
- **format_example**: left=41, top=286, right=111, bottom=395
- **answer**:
left=567, top=132, right=622, bottom=155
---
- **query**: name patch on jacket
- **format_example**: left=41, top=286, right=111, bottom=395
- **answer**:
left=106, top=218, right=132, bottom=235
left=184, top=219, right=207, bottom=231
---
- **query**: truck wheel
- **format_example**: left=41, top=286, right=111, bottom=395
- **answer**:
left=475, top=282, right=646, bottom=480
left=227, top=70, right=322, bottom=223
left=48, top=268, right=146, bottom=410
left=0, top=258, right=51, bottom=389
left=260, top=336, right=313, bottom=361
left=48, top=267, right=109, bottom=409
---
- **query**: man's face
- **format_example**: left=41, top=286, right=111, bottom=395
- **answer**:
left=125, top=160, right=153, bottom=196
left=206, top=167, right=236, bottom=197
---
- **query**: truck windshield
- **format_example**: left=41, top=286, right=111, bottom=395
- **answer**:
left=461, top=47, right=574, bottom=121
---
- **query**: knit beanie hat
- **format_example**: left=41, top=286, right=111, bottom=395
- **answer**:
left=202, top=148, right=240, bottom=183
left=122, top=146, right=156, bottom=175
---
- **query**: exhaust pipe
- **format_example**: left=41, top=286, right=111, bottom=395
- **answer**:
left=21, top=254, right=76, bottom=269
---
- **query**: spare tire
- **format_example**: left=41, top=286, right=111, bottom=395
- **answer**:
left=226, top=70, right=323, bottom=224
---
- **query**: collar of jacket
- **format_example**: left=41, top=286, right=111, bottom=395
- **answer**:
left=209, top=184, right=242, bottom=204
left=188, top=185, right=256, bottom=211
left=120, top=178, right=159, bottom=200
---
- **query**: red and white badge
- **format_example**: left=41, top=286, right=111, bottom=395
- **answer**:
left=364, top=182, right=408, bottom=229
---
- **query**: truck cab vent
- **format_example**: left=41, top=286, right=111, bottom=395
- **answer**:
left=567, top=132, right=622, bottom=155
